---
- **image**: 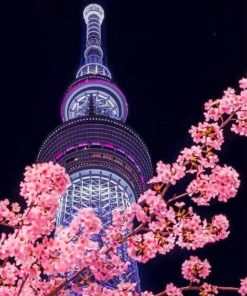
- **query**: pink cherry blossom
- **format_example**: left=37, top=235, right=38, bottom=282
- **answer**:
left=148, top=161, right=186, bottom=185
left=69, top=207, right=102, bottom=235
left=20, top=162, right=70, bottom=207
left=117, top=282, right=137, bottom=291
left=112, top=206, right=134, bottom=230
left=187, top=174, right=214, bottom=206
left=181, top=256, right=211, bottom=283
left=137, top=189, right=167, bottom=218
left=231, top=110, right=247, bottom=136
left=127, top=232, right=157, bottom=263
left=174, top=207, right=207, bottom=250
left=0, top=199, right=21, bottom=227
left=148, top=161, right=172, bottom=184
left=0, top=262, right=19, bottom=286
left=204, top=79, right=246, bottom=125
left=239, top=78, right=247, bottom=89
left=189, top=122, right=224, bottom=150
left=177, top=145, right=219, bottom=174
left=220, top=88, right=239, bottom=114
left=206, top=214, right=229, bottom=242
left=187, top=165, right=240, bottom=205
left=174, top=202, right=185, bottom=208
left=204, top=99, right=222, bottom=121
left=0, top=286, right=17, bottom=296
left=131, top=202, right=150, bottom=223
left=239, top=277, right=247, bottom=296
left=89, top=251, right=129, bottom=282
left=210, top=165, right=240, bottom=202
left=200, top=283, right=218, bottom=295
left=165, top=283, right=183, bottom=296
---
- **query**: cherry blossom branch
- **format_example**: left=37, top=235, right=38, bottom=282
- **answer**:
left=16, top=274, right=29, bottom=296
left=219, top=110, right=238, bottom=129
left=161, top=183, right=171, bottom=198
left=155, top=285, right=239, bottom=296
left=127, top=222, right=145, bottom=237
left=45, top=109, right=243, bottom=296
left=0, top=222, right=19, bottom=229
left=1, top=81, right=246, bottom=295
left=46, top=222, right=147, bottom=296
left=46, top=269, right=84, bottom=296
left=160, top=109, right=240, bottom=203
left=167, top=192, right=188, bottom=205
left=45, top=107, right=240, bottom=295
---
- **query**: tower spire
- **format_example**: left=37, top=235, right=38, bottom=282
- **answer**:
left=83, top=4, right=104, bottom=65
left=76, top=4, right=111, bottom=79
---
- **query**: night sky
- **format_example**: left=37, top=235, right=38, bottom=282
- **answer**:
left=0, top=0, right=246, bottom=294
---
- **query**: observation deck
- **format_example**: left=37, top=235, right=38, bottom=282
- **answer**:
left=37, top=116, right=152, bottom=199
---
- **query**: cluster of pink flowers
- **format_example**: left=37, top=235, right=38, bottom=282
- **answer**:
left=127, top=233, right=157, bottom=263
left=125, top=190, right=177, bottom=262
left=177, top=145, right=219, bottom=173
left=239, top=277, right=247, bottom=296
left=165, top=283, right=183, bottom=296
left=186, top=174, right=214, bottom=206
left=103, top=207, right=135, bottom=250
left=181, top=256, right=211, bottom=283
left=204, top=78, right=247, bottom=136
left=189, top=122, right=224, bottom=150
left=0, top=199, right=21, bottom=227
left=208, top=214, right=229, bottom=242
left=127, top=231, right=175, bottom=263
left=69, top=207, right=102, bottom=235
left=112, top=206, right=135, bottom=230
left=20, top=162, right=70, bottom=206
left=174, top=207, right=229, bottom=250
left=210, top=165, right=240, bottom=202
left=88, top=251, right=130, bottom=282
left=231, top=109, right=247, bottom=136
left=41, top=208, right=102, bottom=277
left=0, top=162, right=79, bottom=295
left=0, top=78, right=246, bottom=295
left=137, top=190, right=168, bottom=217
left=122, top=194, right=230, bottom=263
left=204, top=88, right=239, bottom=121
left=187, top=165, right=240, bottom=205
left=200, top=283, right=218, bottom=296
left=174, top=208, right=207, bottom=250
left=149, top=161, right=186, bottom=185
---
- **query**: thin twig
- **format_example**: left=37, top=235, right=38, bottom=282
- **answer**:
left=167, top=192, right=188, bottom=205
left=17, top=274, right=29, bottom=296
left=0, top=222, right=19, bottom=229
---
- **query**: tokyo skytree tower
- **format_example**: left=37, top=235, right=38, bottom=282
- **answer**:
left=37, top=3, right=152, bottom=293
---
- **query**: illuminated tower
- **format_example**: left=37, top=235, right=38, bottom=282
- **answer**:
left=37, top=3, right=152, bottom=292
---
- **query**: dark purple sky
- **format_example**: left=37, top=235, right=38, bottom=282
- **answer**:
left=0, top=0, right=246, bottom=294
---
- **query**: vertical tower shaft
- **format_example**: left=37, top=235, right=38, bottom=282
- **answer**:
left=37, top=3, right=153, bottom=294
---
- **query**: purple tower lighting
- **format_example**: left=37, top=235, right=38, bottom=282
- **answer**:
left=37, top=3, right=152, bottom=293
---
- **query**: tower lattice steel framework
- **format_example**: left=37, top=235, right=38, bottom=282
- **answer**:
left=37, top=3, right=153, bottom=293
